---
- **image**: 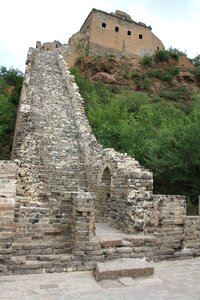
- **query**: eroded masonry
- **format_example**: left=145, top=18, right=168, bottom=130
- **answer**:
left=0, top=42, right=200, bottom=275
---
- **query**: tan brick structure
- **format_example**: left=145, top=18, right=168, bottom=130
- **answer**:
left=66, top=9, right=164, bottom=65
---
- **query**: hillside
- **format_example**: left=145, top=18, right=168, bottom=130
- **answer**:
left=75, top=50, right=200, bottom=109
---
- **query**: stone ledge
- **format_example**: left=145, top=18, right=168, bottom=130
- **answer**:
left=95, top=258, right=154, bottom=281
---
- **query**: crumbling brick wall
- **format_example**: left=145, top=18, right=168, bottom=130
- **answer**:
left=185, top=216, right=200, bottom=255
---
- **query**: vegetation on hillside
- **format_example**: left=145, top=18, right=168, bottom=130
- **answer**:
left=70, top=51, right=200, bottom=212
left=0, top=66, right=23, bottom=159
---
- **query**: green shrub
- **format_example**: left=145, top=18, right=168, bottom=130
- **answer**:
left=167, top=47, right=186, bottom=60
left=76, top=57, right=83, bottom=65
left=140, top=55, right=153, bottom=67
left=154, top=49, right=169, bottom=62
left=154, top=48, right=185, bottom=63
left=145, top=68, right=160, bottom=78
left=130, top=71, right=152, bottom=91
left=130, top=71, right=141, bottom=80
left=167, top=66, right=180, bottom=76
left=158, top=67, right=179, bottom=82
left=124, top=66, right=131, bottom=79
left=135, top=76, right=152, bottom=91
left=159, top=71, right=173, bottom=82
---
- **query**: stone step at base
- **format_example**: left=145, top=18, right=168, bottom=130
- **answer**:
left=95, top=258, right=154, bottom=281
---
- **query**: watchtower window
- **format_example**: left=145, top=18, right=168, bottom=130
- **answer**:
left=102, top=23, right=106, bottom=28
left=157, top=46, right=160, bottom=50
left=115, top=26, right=119, bottom=32
left=139, top=34, right=143, bottom=39
left=127, top=30, right=131, bottom=36
left=47, top=48, right=49, bottom=51
left=56, top=45, right=58, bottom=48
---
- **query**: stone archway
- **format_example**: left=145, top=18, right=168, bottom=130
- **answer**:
left=97, top=166, right=112, bottom=223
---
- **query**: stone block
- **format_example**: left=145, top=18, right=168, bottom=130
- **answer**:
left=116, top=247, right=133, bottom=253
left=95, top=258, right=154, bottom=281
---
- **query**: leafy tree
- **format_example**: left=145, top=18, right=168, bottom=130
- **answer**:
left=0, top=66, right=23, bottom=159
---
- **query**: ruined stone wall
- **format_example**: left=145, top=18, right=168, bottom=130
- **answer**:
left=185, top=216, right=200, bottom=255
left=36, top=40, right=62, bottom=51
left=58, top=54, right=158, bottom=235
left=153, top=195, right=186, bottom=260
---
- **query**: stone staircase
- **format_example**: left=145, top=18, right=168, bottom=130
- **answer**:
left=96, top=223, right=157, bottom=261
left=29, top=51, right=88, bottom=192
left=7, top=50, right=90, bottom=274
left=95, top=224, right=155, bottom=280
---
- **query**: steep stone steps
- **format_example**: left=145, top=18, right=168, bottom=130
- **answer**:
left=11, top=50, right=89, bottom=265
left=27, top=51, right=88, bottom=193
left=95, top=258, right=154, bottom=281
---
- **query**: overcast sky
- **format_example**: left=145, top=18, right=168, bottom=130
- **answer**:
left=1, top=0, right=199, bottom=72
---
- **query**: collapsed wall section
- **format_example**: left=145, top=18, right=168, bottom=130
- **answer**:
left=185, top=216, right=200, bottom=255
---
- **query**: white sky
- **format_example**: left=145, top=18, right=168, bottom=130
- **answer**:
left=0, top=0, right=199, bottom=72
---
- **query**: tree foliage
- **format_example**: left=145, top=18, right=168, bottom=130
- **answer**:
left=0, top=66, right=23, bottom=159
